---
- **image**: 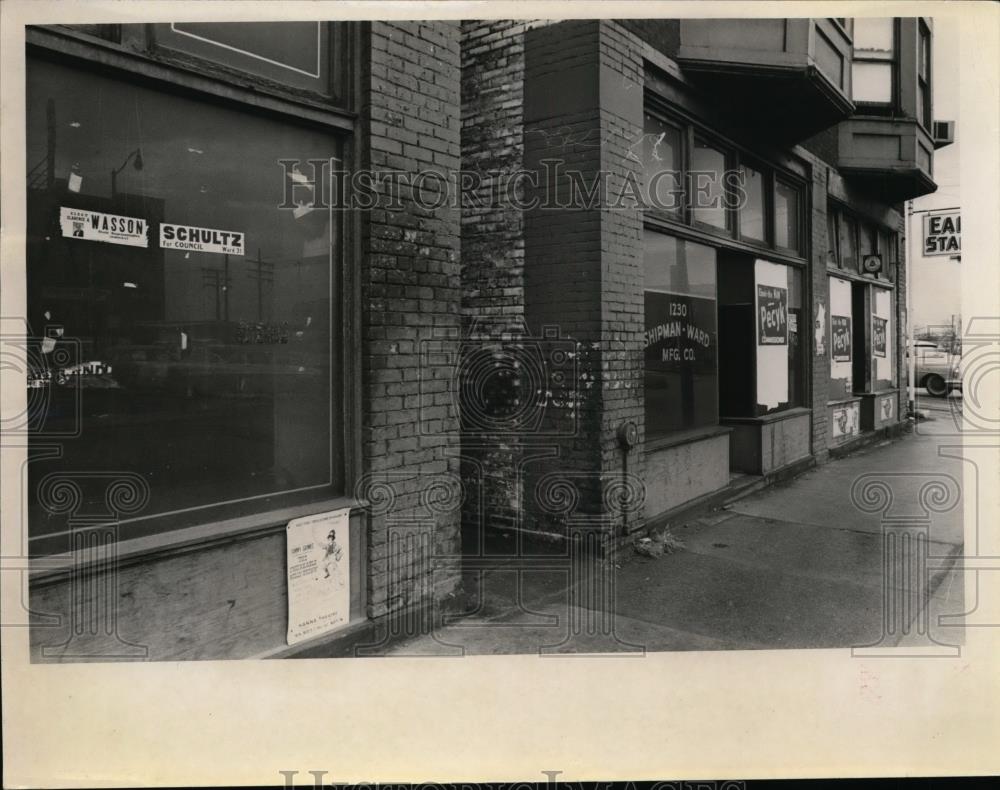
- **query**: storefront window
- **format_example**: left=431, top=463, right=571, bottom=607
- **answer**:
left=690, top=138, right=728, bottom=230
left=774, top=179, right=800, bottom=252
left=754, top=260, right=803, bottom=415
left=26, top=58, right=341, bottom=551
left=739, top=163, right=766, bottom=243
left=643, top=232, right=718, bottom=437
left=872, top=286, right=894, bottom=389
left=829, top=276, right=854, bottom=400
left=642, top=113, right=682, bottom=215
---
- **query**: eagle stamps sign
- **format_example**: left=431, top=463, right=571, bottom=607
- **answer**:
left=831, top=315, right=852, bottom=362
left=60, top=207, right=148, bottom=247
left=160, top=223, right=245, bottom=255
left=922, top=212, right=961, bottom=256
left=757, top=284, right=788, bottom=345
left=286, top=509, right=350, bottom=646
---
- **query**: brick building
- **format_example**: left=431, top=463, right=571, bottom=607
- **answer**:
left=21, top=17, right=951, bottom=660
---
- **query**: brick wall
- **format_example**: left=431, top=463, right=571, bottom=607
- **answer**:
left=361, top=21, right=463, bottom=618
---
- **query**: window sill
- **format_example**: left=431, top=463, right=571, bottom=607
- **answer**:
left=721, top=406, right=812, bottom=426
left=30, top=496, right=366, bottom=585
left=644, top=424, right=731, bottom=454
left=828, top=396, right=863, bottom=406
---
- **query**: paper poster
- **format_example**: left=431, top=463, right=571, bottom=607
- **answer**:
left=831, top=403, right=859, bottom=439
left=286, top=509, right=351, bottom=646
left=60, top=206, right=148, bottom=247
left=872, top=316, right=887, bottom=358
left=831, top=315, right=851, bottom=362
left=160, top=223, right=244, bottom=255
left=756, top=284, right=788, bottom=345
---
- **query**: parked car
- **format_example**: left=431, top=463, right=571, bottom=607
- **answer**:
left=909, top=343, right=962, bottom=396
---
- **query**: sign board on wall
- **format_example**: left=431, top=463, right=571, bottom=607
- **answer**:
left=831, top=315, right=851, bottom=362
left=286, top=509, right=351, bottom=646
left=922, top=212, right=961, bottom=256
left=60, top=207, right=148, bottom=248
left=756, top=284, right=788, bottom=345
left=160, top=224, right=245, bottom=255
left=872, top=316, right=887, bottom=358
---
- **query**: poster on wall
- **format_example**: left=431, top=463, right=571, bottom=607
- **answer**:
left=756, top=284, right=788, bottom=345
left=872, top=316, right=887, bottom=358
left=286, top=508, right=351, bottom=646
left=160, top=223, right=245, bottom=255
left=831, top=403, right=860, bottom=439
left=831, top=315, right=851, bottom=362
left=59, top=206, right=148, bottom=248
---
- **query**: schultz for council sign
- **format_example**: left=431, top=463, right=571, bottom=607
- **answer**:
left=922, top=212, right=961, bottom=257
left=160, top=223, right=245, bottom=255
left=757, top=284, right=788, bottom=345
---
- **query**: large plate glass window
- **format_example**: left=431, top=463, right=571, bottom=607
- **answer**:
left=25, top=58, right=342, bottom=555
left=643, top=232, right=718, bottom=437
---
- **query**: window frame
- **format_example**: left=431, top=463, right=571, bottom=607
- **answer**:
left=850, top=17, right=899, bottom=112
left=642, top=100, right=809, bottom=266
left=24, top=27, right=363, bottom=563
left=918, top=19, right=933, bottom=130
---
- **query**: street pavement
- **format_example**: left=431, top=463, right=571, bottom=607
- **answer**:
left=384, top=405, right=966, bottom=656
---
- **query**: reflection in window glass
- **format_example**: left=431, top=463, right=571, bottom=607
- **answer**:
left=839, top=214, right=858, bottom=272
left=690, top=139, right=727, bottom=229
left=643, top=232, right=718, bottom=436
left=642, top=114, right=682, bottom=214
left=853, top=18, right=894, bottom=54
left=774, top=180, right=799, bottom=251
left=26, top=59, right=340, bottom=547
left=739, top=164, right=766, bottom=243
left=827, top=210, right=840, bottom=267
left=852, top=62, right=893, bottom=103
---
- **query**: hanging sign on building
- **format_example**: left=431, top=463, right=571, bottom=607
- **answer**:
left=286, top=508, right=351, bottom=646
left=831, top=315, right=852, bottom=362
left=756, top=284, right=788, bottom=345
left=59, top=206, right=148, bottom=248
left=160, top=223, right=245, bottom=255
left=872, top=316, right=888, bottom=358
left=922, top=212, right=961, bottom=256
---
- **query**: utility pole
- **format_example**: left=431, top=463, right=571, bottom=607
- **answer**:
left=906, top=201, right=916, bottom=417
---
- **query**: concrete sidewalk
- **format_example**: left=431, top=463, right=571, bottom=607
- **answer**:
left=384, top=425, right=966, bottom=656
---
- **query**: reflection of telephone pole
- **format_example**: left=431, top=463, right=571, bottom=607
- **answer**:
left=246, top=247, right=274, bottom=321
left=201, top=268, right=230, bottom=321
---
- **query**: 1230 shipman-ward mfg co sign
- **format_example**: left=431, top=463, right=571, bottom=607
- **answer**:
left=922, top=211, right=961, bottom=256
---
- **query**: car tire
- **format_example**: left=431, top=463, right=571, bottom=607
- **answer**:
left=925, top=374, right=948, bottom=397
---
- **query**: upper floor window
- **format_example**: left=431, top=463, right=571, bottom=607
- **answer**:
left=642, top=106, right=805, bottom=260
left=852, top=18, right=896, bottom=105
left=918, top=21, right=932, bottom=129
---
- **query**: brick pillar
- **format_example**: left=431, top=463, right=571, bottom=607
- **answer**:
left=361, top=22, right=463, bottom=620
left=520, top=20, right=645, bottom=544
